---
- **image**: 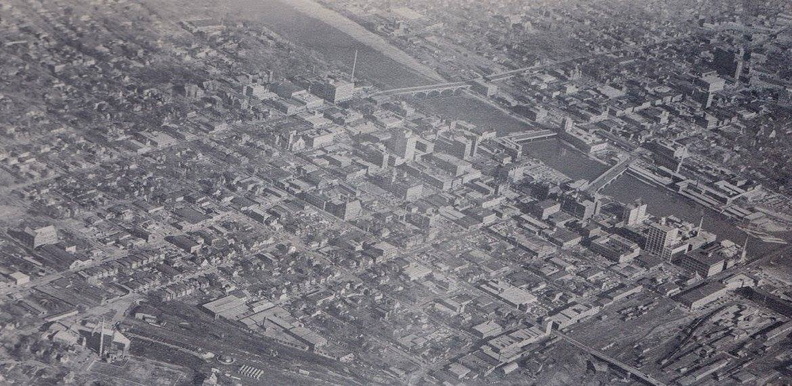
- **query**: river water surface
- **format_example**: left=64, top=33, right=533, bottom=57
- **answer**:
left=247, top=0, right=433, bottom=88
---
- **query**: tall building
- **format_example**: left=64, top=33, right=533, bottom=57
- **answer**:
left=16, top=225, right=58, bottom=249
left=560, top=193, right=600, bottom=221
left=390, top=129, right=417, bottom=162
left=643, top=140, right=688, bottom=173
left=693, top=73, right=725, bottom=109
left=645, top=220, right=679, bottom=259
left=435, top=132, right=479, bottom=160
left=315, top=78, right=355, bottom=104
left=622, top=200, right=647, bottom=226
left=80, top=323, right=131, bottom=362
left=711, top=47, right=745, bottom=80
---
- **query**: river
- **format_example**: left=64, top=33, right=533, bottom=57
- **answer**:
left=235, top=0, right=434, bottom=89
left=253, top=0, right=784, bottom=256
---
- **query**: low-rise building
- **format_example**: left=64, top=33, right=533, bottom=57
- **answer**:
left=589, top=234, right=641, bottom=263
left=677, top=247, right=726, bottom=278
left=675, top=282, right=728, bottom=310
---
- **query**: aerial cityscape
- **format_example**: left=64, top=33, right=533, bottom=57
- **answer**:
left=1, top=0, right=792, bottom=385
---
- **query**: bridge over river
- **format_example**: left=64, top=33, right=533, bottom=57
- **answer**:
left=583, top=150, right=643, bottom=194
left=369, top=81, right=472, bottom=98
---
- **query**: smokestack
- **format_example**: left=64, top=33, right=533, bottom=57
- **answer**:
left=697, top=215, right=704, bottom=235
left=350, top=49, right=358, bottom=84
left=99, top=318, right=105, bottom=358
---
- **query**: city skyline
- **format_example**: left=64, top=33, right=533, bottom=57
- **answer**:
left=0, top=0, right=791, bottom=385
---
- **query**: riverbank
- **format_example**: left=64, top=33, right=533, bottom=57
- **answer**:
left=274, top=0, right=444, bottom=83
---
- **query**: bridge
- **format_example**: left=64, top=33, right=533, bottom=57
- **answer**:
left=583, top=151, right=642, bottom=194
left=372, top=31, right=707, bottom=98
left=556, top=332, right=666, bottom=386
left=371, top=57, right=581, bottom=97
left=371, top=81, right=471, bottom=98
left=369, top=68, right=539, bottom=97
left=484, top=54, right=591, bottom=82
left=503, top=129, right=558, bottom=143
